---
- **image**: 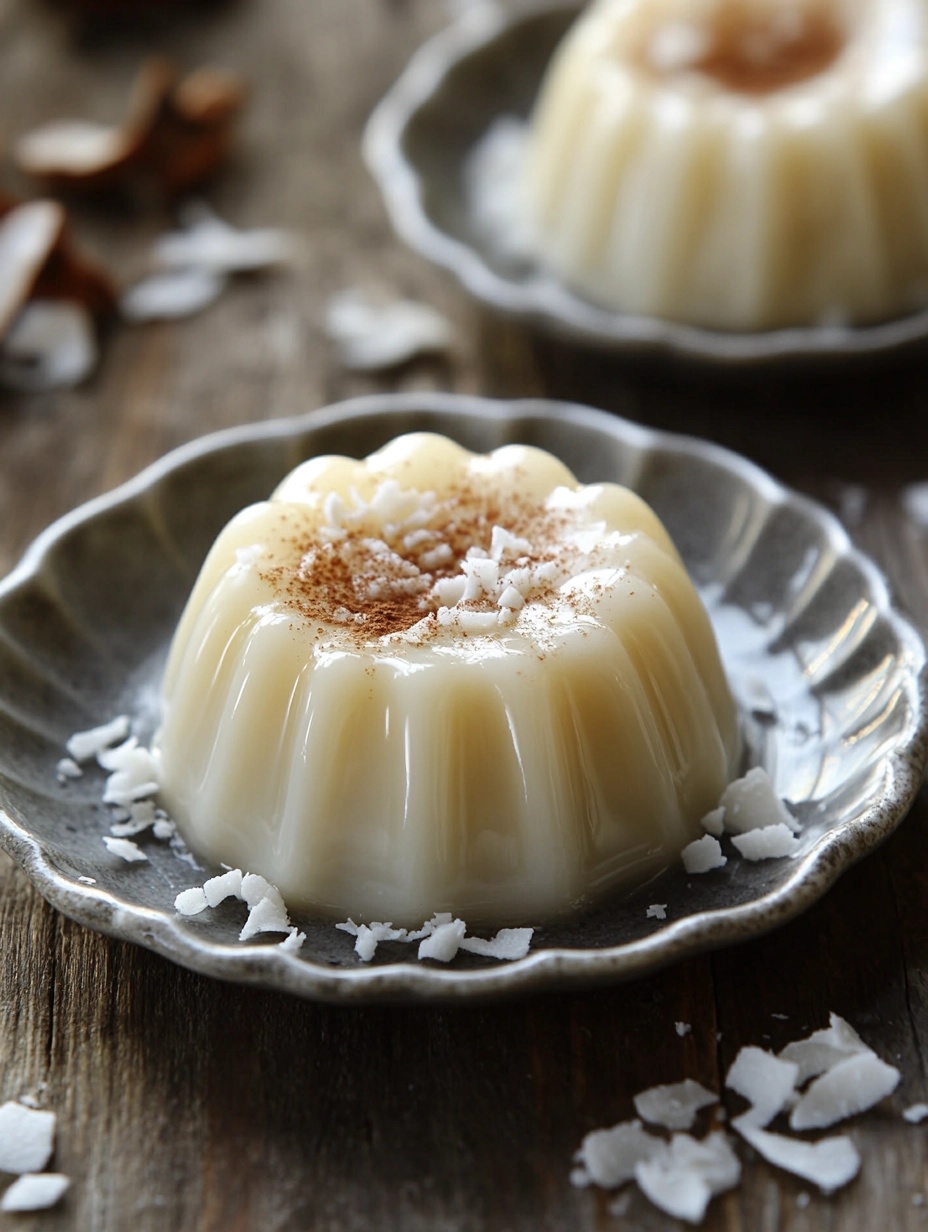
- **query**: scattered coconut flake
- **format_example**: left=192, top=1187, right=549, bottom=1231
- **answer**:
left=726, top=1047, right=799, bottom=1128
left=66, top=715, right=130, bottom=764
left=0, top=301, right=98, bottom=391
left=458, top=927, right=533, bottom=961
left=646, top=903, right=667, bottom=920
left=279, top=928, right=306, bottom=953
left=239, top=892, right=292, bottom=941
left=634, top=1080, right=717, bottom=1132
left=0, top=1103, right=56, bottom=1174
left=325, top=288, right=454, bottom=370
left=682, top=835, right=726, bottom=874
left=720, top=767, right=799, bottom=835
left=635, top=1132, right=740, bottom=1225
left=154, top=202, right=297, bottom=272
left=121, top=267, right=226, bottom=321
left=418, top=918, right=467, bottom=963
left=572, top=1120, right=663, bottom=1188
left=731, top=824, right=801, bottom=861
left=77, top=876, right=96, bottom=885
left=203, top=868, right=244, bottom=907
left=1, top=1173, right=70, bottom=1213
left=700, top=806, right=725, bottom=837
left=101, top=835, right=148, bottom=863
left=734, top=1121, right=859, bottom=1193
left=904, top=1103, right=928, bottom=1124
left=174, top=887, right=209, bottom=917
left=789, top=1051, right=900, bottom=1131
left=675, top=1022, right=692, bottom=1038
left=779, top=1013, right=870, bottom=1084
left=240, top=872, right=273, bottom=907
left=55, top=757, right=82, bottom=782
left=335, top=919, right=409, bottom=962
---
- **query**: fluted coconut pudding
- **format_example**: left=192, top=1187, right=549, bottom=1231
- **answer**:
left=156, top=434, right=740, bottom=925
left=523, top=0, right=928, bottom=330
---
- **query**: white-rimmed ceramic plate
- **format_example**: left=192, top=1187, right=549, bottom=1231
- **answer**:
left=0, top=394, right=924, bottom=1003
left=365, top=0, right=928, bottom=364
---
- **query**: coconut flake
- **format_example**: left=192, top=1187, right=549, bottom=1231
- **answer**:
left=0, top=301, right=98, bottom=391
left=731, top=823, right=801, bottom=861
left=174, top=887, right=209, bottom=917
left=572, top=1120, right=663, bottom=1188
left=66, top=716, right=131, bottom=764
left=155, top=202, right=297, bottom=272
left=203, top=868, right=244, bottom=907
left=121, top=267, right=226, bottom=321
left=634, top=1080, right=717, bottom=1132
left=779, top=1013, right=871, bottom=1084
left=279, top=928, right=306, bottom=953
left=239, top=892, right=292, bottom=941
left=720, top=767, right=799, bottom=835
left=734, top=1121, right=859, bottom=1193
left=418, top=918, right=467, bottom=962
left=458, top=927, right=533, bottom=961
left=682, top=835, right=726, bottom=874
left=904, top=1103, right=928, bottom=1124
left=55, top=757, right=82, bottom=782
left=789, top=1052, right=901, bottom=1131
left=0, top=1173, right=70, bottom=1212
left=635, top=1132, right=740, bottom=1225
left=646, top=903, right=668, bottom=920
left=725, top=1047, right=799, bottom=1128
left=0, top=1103, right=56, bottom=1174
left=675, top=1022, right=693, bottom=1038
left=700, top=806, right=725, bottom=837
left=325, top=288, right=454, bottom=371
left=102, top=835, right=148, bottom=863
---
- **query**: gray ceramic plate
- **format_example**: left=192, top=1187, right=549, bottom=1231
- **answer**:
left=365, top=0, right=928, bottom=364
left=0, top=394, right=924, bottom=1003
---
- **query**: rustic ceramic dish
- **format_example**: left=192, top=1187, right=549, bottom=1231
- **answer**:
left=0, top=394, right=924, bottom=1002
left=365, top=0, right=928, bottom=364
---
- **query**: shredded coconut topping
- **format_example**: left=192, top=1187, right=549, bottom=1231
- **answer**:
left=259, top=477, right=619, bottom=644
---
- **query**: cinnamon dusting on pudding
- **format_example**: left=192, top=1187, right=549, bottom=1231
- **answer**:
left=259, top=478, right=571, bottom=642
left=637, top=1, right=846, bottom=94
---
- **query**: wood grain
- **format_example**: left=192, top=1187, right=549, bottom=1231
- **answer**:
left=0, top=2, right=926, bottom=1228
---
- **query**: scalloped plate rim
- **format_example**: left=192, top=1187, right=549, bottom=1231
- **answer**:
left=0, top=392, right=924, bottom=1003
left=363, top=0, right=928, bottom=364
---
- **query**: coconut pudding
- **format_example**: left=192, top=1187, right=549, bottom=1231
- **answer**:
left=156, top=433, right=740, bottom=926
left=523, top=0, right=928, bottom=330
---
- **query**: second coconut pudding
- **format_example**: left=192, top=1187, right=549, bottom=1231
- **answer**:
left=156, top=433, right=740, bottom=926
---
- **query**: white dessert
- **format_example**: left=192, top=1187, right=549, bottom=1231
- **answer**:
left=156, top=433, right=739, bottom=925
left=524, top=0, right=928, bottom=330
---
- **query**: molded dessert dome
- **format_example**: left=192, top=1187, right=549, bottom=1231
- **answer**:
left=156, top=434, right=740, bottom=926
left=524, top=0, right=928, bottom=331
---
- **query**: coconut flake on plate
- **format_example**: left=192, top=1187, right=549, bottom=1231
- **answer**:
left=682, top=835, right=726, bottom=874
left=102, top=835, right=148, bottom=863
left=325, top=287, right=454, bottom=371
left=55, top=757, right=82, bottom=782
left=789, top=1051, right=901, bottom=1131
left=731, top=824, right=801, bottom=861
left=699, top=806, right=725, bottom=837
left=720, top=767, right=800, bottom=835
left=418, top=918, right=467, bottom=962
left=725, top=1047, right=799, bottom=1128
left=734, top=1121, right=859, bottom=1193
left=65, top=715, right=130, bottom=763
left=633, top=1080, right=717, bottom=1132
left=458, top=927, right=533, bottom=960
left=0, top=1173, right=70, bottom=1213
left=572, top=1119, right=663, bottom=1188
left=0, top=1103, right=56, bottom=1174
left=174, top=887, right=209, bottom=917
left=646, top=903, right=667, bottom=920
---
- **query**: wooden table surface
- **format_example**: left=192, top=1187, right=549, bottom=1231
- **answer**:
left=0, top=2, right=927, bottom=1228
